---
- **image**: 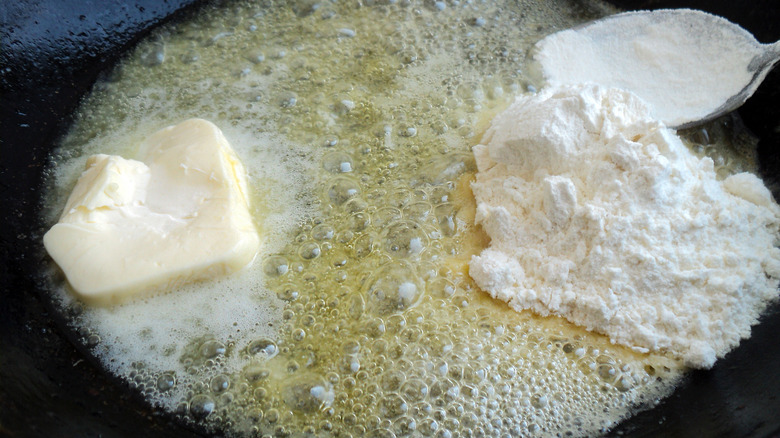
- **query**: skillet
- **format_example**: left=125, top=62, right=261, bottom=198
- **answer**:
left=1, top=0, right=778, bottom=436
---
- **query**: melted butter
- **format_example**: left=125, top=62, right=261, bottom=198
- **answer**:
left=40, top=0, right=758, bottom=436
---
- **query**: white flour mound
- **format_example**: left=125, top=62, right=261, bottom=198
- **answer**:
left=469, top=84, right=780, bottom=368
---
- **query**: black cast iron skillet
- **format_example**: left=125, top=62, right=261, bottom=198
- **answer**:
left=1, top=0, right=778, bottom=437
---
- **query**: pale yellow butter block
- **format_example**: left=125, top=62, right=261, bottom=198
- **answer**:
left=44, top=119, right=260, bottom=305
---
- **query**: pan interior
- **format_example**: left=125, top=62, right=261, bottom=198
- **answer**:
left=39, top=0, right=761, bottom=436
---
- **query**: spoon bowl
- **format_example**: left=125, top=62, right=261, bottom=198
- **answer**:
left=535, top=9, right=780, bottom=129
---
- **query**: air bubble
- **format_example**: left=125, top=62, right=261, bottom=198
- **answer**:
left=247, top=338, right=278, bottom=357
left=353, top=234, right=375, bottom=258
left=348, top=212, right=371, bottom=232
left=157, top=373, right=176, bottom=392
left=281, top=373, right=334, bottom=412
left=243, top=365, right=270, bottom=382
left=347, top=293, right=366, bottom=320
left=394, top=416, right=417, bottom=434
left=341, top=355, right=361, bottom=373
left=299, top=242, right=322, bottom=260
left=265, top=409, right=280, bottom=423
left=380, top=394, right=409, bottom=419
left=531, top=394, right=548, bottom=409
left=428, top=278, right=456, bottom=298
left=344, top=197, right=369, bottom=213
left=364, top=261, right=424, bottom=314
left=277, top=284, right=300, bottom=301
left=279, top=91, right=298, bottom=108
left=327, top=177, right=361, bottom=206
left=86, top=334, right=101, bottom=347
left=363, top=317, right=387, bottom=337
left=210, top=374, right=231, bottom=393
left=200, top=340, right=226, bottom=358
left=404, top=202, right=432, bottom=222
left=318, top=135, right=339, bottom=148
left=388, top=189, right=413, bottom=209
left=597, top=364, right=617, bottom=381
left=436, top=428, right=453, bottom=438
left=263, top=255, right=290, bottom=276
left=401, top=378, right=429, bottom=401
left=189, top=394, right=216, bottom=419
left=614, top=375, right=635, bottom=392
left=382, top=221, right=428, bottom=257
left=429, top=378, right=459, bottom=402
left=381, top=370, right=406, bottom=391
left=292, top=328, right=307, bottom=341
left=419, top=418, right=439, bottom=436
left=312, top=224, right=336, bottom=240
left=323, top=152, right=355, bottom=173
left=374, top=207, right=403, bottom=228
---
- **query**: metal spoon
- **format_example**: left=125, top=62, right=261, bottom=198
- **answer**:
left=535, top=9, right=780, bottom=129
left=705, top=39, right=780, bottom=130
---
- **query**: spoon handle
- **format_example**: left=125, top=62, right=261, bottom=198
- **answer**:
left=750, top=40, right=780, bottom=72
left=768, top=41, right=780, bottom=65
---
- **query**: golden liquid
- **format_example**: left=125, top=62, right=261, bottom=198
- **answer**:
left=40, top=0, right=760, bottom=436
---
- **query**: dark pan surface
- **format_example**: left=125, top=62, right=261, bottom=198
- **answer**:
left=1, top=1, right=778, bottom=437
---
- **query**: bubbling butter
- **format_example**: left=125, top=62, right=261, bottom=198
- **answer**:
left=44, top=118, right=260, bottom=304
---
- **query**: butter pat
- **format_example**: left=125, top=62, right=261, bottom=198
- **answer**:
left=44, top=119, right=260, bottom=304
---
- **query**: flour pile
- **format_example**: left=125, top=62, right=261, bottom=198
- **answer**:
left=469, top=84, right=780, bottom=368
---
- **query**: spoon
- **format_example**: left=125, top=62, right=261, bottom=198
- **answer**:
left=534, top=9, right=780, bottom=129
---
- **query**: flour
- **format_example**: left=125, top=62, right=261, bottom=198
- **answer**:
left=534, top=9, right=762, bottom=127
left=469, top=84, right=780, bottom=368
